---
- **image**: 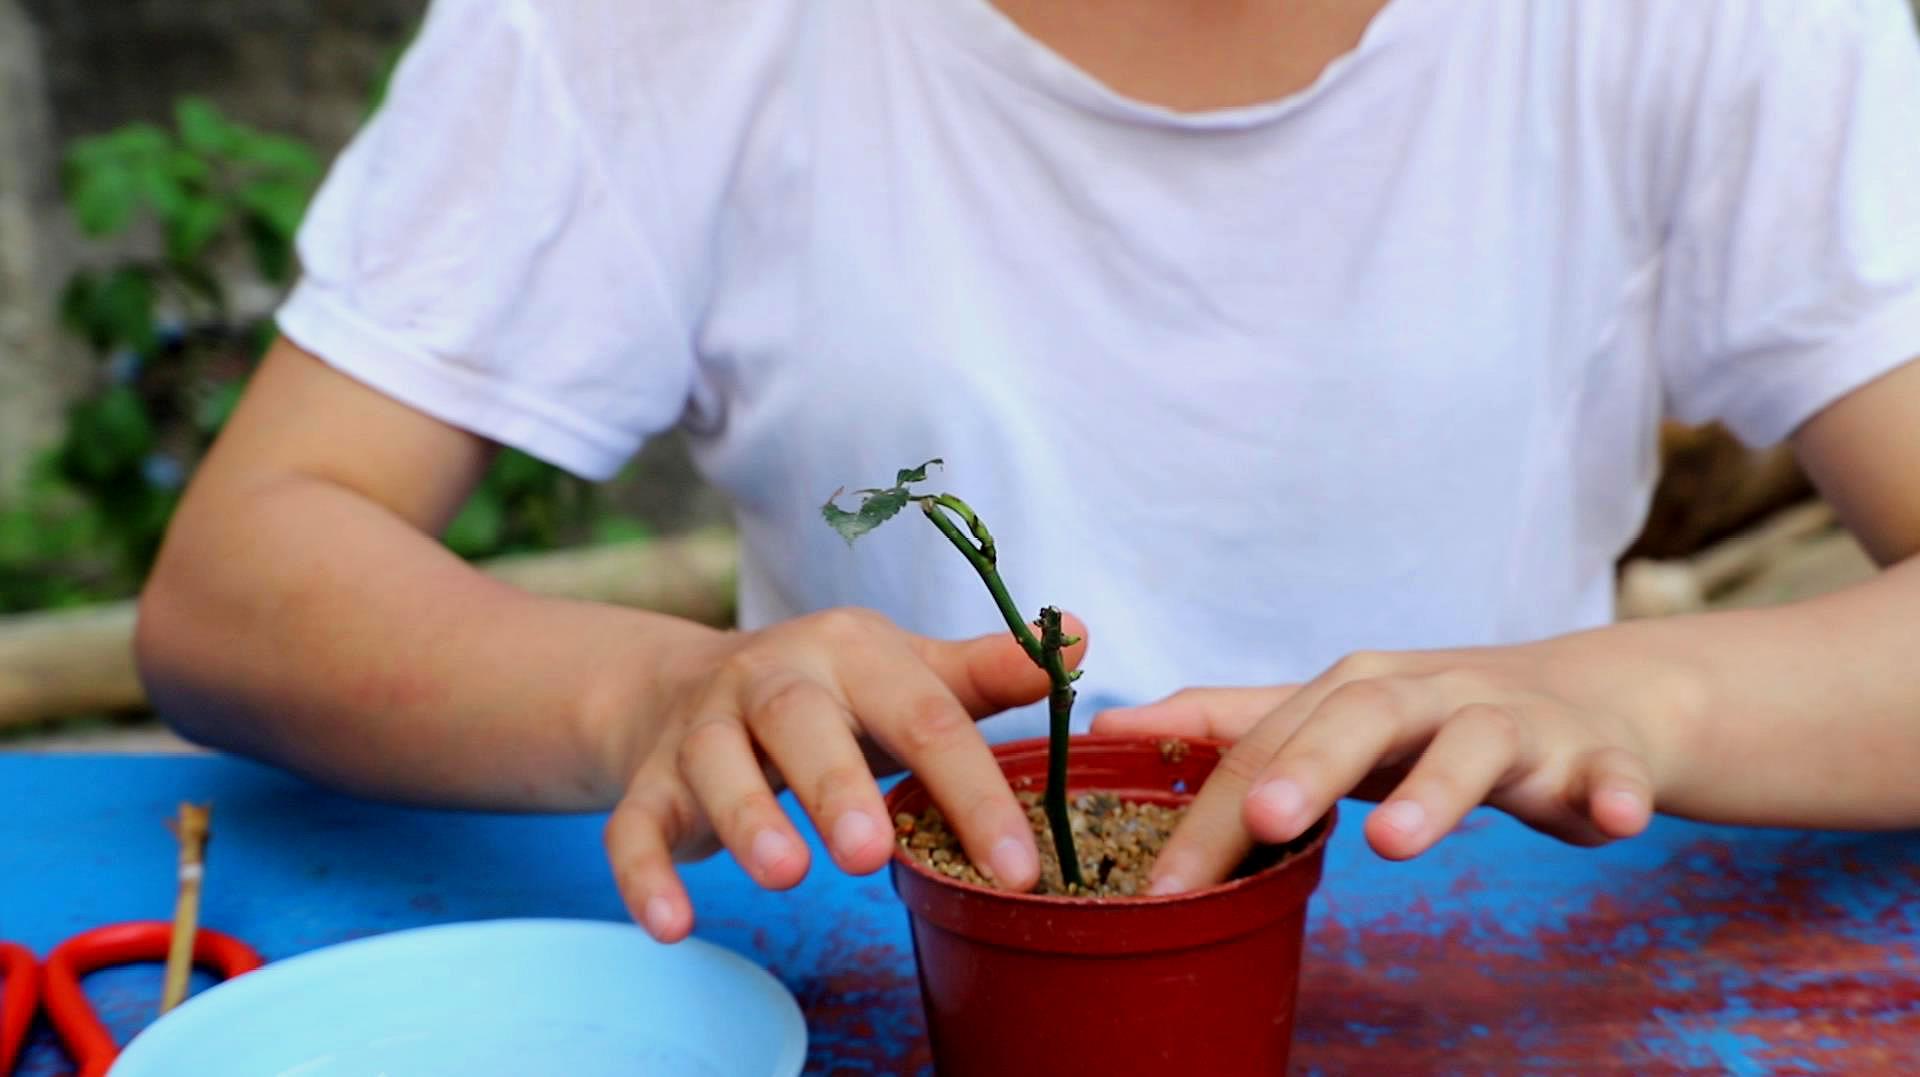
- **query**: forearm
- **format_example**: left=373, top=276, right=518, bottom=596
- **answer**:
left=137, top=471, right=722, bottom=812
left=1613, top=553, right=1920, bottom=829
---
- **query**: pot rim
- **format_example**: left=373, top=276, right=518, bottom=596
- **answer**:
left=884, top=733, right=1336, bottom=908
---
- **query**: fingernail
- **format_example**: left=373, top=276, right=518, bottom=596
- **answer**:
left=832, top=811, right=879, bottom=857
left=1249, top=779, right=1305, bottom=828
left=990, top=835, right=1038, bottom=886
left=1148, top=849, right=1193, bottom=895
left=1375, top=800, right=1427, bottom=837
left=1598, top=788, right=1644, bottom=817
left=1147, top=873, right=1186, bottom=897
left=750, top=828, right=794, bottom=877
left=643, top=897, right=676, bottom=940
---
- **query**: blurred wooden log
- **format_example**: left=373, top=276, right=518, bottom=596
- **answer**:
left=0, top=603, right=142, bottom=729
left=0, top=529, right=738, bottom=728
left=1705, top=525, right=1876, bottom=613
left=1625, top=423, right=1812, bottom=562
left=480, top=528, right=737, bottom=623
left=1618, top=501, right=1838, bottom=618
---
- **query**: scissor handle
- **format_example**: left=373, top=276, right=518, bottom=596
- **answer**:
left=1, top=941, right=39, bottom=1075
left=41, top=921, right=264, bottom=1077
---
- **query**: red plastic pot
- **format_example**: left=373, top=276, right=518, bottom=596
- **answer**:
left=885, top=734, right=1335, bottom=1076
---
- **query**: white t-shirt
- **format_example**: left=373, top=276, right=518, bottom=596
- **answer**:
left=279, top=0, right=1920, bottom=740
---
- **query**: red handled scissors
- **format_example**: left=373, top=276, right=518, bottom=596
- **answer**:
left=1, top=922, right=262, bottom=1077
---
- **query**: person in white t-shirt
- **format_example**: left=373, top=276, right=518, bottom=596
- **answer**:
left=135, top=0, right=1920, bottom=941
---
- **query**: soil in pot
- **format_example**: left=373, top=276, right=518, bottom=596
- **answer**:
left=897, top=789, right=1186, bottom=897
left=894, top=738, right=1317, bottom=897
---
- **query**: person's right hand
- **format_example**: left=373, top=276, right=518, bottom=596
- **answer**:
left=603, top=607, right=1087, bottom=942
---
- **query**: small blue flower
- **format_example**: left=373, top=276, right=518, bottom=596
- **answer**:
left=142, top=454, right=186, bottom=490
left=107, top=350, right=143, bottom=384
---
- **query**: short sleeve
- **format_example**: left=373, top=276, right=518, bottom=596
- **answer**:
left=277, top=0, right=693, bottom=479
left=1658, top=0, right=1920, bottom=447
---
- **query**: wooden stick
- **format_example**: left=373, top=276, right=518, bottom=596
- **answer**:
left=160, top=803, right=211, bottom=1015
left=0, top=529, right=738, bottom=728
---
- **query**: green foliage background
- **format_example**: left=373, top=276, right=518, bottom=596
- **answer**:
left=1, top=78, right=638, bottom=614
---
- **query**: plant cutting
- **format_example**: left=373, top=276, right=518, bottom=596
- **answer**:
left=824, top=461, right=1337, bottom=1076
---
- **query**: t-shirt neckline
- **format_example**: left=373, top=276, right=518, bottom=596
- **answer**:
left=914, top=0, right=1422, bottom=130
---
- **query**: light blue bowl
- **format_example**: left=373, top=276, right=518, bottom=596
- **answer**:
left=111, top=919, right=807, bottom=1076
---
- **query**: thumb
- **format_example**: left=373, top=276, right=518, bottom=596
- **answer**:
left=1092, top=685, right=1300, bottom=741
left=907, top=612, right=1090, bottom=719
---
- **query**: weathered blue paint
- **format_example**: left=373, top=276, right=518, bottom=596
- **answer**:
left=3, top=756, right=1916, bottom=1074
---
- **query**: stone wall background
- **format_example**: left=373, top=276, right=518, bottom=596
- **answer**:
left=22, top=0, right=419, bottom=161
left=0, top=0, right=75, bottom=491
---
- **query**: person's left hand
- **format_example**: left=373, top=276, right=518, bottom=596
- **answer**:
left=1091, top=634, right=1700, bottom=894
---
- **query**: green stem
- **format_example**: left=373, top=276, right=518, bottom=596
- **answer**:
left=919, top=497, right=1084, bottom=889
left=1038, top=607, right=1083, bottom=890
left=920, top=500, right=1042, bottom=664
left=931, top=493, right=996, bottom=565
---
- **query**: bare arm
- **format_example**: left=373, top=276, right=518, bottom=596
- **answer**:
left=1652, top=355, right=1920, bottom=827
left=136, top=339, right=702, bottom=810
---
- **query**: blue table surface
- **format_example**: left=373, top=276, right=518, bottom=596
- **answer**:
left=2, top=754, right=1917, bottom=1075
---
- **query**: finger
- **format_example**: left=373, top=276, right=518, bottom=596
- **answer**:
left=1242, top=677, right=1432, bottom=844
left=1364, top=703, right=1529, bottom=860
left=1572, top=746, right=1655, bottom=840
left=849, top=654, right=1040, bottom=891
left=740, top=671, right=894, bottom=875
left=1144, top=675, right=1405, bottom=894
left=676, top=713, right=811, bottom=890
left=906, top=612, right=1090, bottom=718
left=1149, top=676, right=1429, bottom=895
left=605, top=780, right=696, bottom=943
left=1091, top=685, right=1301, bottom=740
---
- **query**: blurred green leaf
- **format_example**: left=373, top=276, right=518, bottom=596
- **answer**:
left=239, top=179, right=309, bottom=239
left=167, top=147, right=213, bottom=185
left=23, top=451, right=74, bottom=501
left=195, top=381, right=245, bottom=434
left=137, top=161, right=188, bottom=219
left=167, top=196, right=227, bottom=263
left=68, top=165, right=140, bottom=236
left=176, top=97, right=231, bottom=155
left=62, top=387, right=155, bottom=483
left=64, top=134, right=121, bottom=171
left=444, top=492, right=506, bottom=557
left=494, top=449, right=554, bottom=490
left=247, top=318, right=279, bottom=358
left=96, top=268, right=158, bottom=356
left=230, top=132, right=321, bottom=182
left=590, top=517, right=654, bottom=544
left=0, top=507, right=41, bottom=562
left=60, top=273, right=101, bottom=349
left=101, top=123, right=171, bottom=159
left=245, top=216, right=296, bottom=284
left=129, top=489, right=180, bottom=566
left=61, top=269, right=157, bottom=356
